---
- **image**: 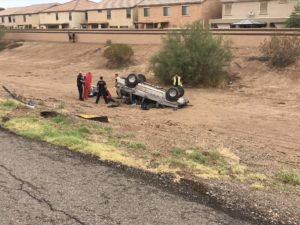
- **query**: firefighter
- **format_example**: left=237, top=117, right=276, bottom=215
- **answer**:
left=77, top=72, right=85, bottom=101
left=172, top=74, right=183, bottom=87
left=95, top=76, right=108, bottom=104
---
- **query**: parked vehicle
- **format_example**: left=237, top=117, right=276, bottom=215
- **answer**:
left=117, top=73, right=189, bottom=109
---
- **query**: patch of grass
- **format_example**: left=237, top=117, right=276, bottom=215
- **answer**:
left=171, top=147, right=186, bottom=158
left=167, top=159, right=189, bottom=169
left=151, top=150, right=161, bottom=157
left=250, top=182, right=265, bottom=190
left=0, top=100, right=18, bottom=109
left=106, top=136, right=121, bottom=147
left=192, top=151, right=223, bottom=164
left=275, top=169, right=300, bottom=186
left=89, top=123, right=112, bottom=135
left=128, top=141, right=146, bottom=150
left=51, top=115, right=71, bottom=126
left=2, top=102, right=287, bottom=190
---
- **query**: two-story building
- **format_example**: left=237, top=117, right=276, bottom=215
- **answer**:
left=136, top=0, right=222, bottom=29
left=86, top=0, right=143, bottom=29
left=210, top=0, right=299, bottom=28
left=14, top=3, right=59, bottom=29
left=0, top=7, right=23, bottom=29
left=39, top=0, right=97, bottom=29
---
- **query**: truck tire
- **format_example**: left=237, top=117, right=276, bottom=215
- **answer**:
left=177, top=86, right=185, bottom=98
left=137, top=74, right=146, bottom=83
left=126, top=73, right=138, bottom=88
left=166, top=87, right=180, bottom=102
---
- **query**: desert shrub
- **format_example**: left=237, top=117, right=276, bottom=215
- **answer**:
left=260, top=36, right=300, bottom=67
left=0, top=27, right=6, bottom=51
left=105, top=39, right=112, bottom=46
left=103, top=43, right=134, bottom=68
left=150, top=21, right=233, bottom=87
left=286, top=3, right=300, bottom=28
left=0, top=27, right=5, bottom=39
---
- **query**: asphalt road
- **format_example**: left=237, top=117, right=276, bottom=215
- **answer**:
left=0, top=129, right=252, bottom=225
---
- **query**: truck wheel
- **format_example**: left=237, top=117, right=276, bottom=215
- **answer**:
left=126, top=74, right=138, bottom=88
left=137, top=74, right=146, bottom=83
left=166, top=87, right=180, bottom=102
left=177, top=86, right=185, bottom=98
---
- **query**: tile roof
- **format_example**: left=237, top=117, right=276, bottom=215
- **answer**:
left=0, top=7, right=24, bottom=16
left=16, top=3, right=59, bottom=15
left=43, top=0, right=98, bottom=12
left=93, top=0, right=144, bottom=9
left=137, top=0, right=203, bottom=6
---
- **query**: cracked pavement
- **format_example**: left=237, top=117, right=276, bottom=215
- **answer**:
left=0, top=129, right=253, bottom=225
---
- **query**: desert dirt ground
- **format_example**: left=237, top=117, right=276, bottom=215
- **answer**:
left=0, top=42, right=299, bottom=174
left=0, top=41, right=299, bottom=223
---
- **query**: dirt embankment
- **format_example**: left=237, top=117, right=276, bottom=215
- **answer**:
left=0, top=42, right=299, bottom=224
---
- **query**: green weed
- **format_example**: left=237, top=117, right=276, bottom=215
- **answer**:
left=0, top=100, right=17, bottom=109
left=275, top=169, right=300, bottom=186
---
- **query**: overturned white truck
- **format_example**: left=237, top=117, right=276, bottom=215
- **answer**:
left=117, top=74, right=189, bottom=109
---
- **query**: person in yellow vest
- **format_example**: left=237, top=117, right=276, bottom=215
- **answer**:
left=172, top=74, right=183, bottom=87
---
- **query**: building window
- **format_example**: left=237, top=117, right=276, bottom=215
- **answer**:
left=1, top=17, right=4, bottom=23
left=56, top=13, right=59, bottom=21
left=182, top=5, right=190, bottom=16
left=23, top=15, right=26, bottom=22
left=107, top=10, right=111, bottom=19
left=260, top=2, right=268, bottom=14
left=144, top=8, right=150, bottom=17
left=69, top=12, right=72, bottom=21
left=85, top=12, right=88, bottom=20
left=163, top=7, right=170, bottom=16
left=8, top=16, right=11, bottom=23
left=98, top=9, right=102, bottom=13
left=13, top=17, right=15, bottom=23
left=126, top=8, right=131, bottom=19
left=224, top=4, right=232, bottom=16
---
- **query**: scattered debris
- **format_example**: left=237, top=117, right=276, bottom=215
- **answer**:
left=77, top=114, right=109, bottom=123
left=2, top=85, right=35, bottom=109
left=107, top=102, right=121, bottom=108
left=234, top=62, right=242, bottom=69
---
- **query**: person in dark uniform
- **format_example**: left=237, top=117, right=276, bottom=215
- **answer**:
left=72, top=32, right=76, bottom=43
left=77, top=73, right=85, bottom=101
left=68, top=32, right=72, bottom=42
left=96, top=76, right=108, bottom=104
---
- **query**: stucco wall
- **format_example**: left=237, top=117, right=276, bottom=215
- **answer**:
left=40, top=11, right=87, bottom=28
left=0, top=15, right=16, bottom=28
left=14, top=14, right=40, bottom=28
left=4, top=29, right=300, bottom=47
left=222, top=0, right=297, bottom=19
left=137, top=3, right=204, bottom=28
left=88, top=8, right=137, bottom=28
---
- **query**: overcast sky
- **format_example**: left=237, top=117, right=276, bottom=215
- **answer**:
left=0, top=0, right=101, bottom=9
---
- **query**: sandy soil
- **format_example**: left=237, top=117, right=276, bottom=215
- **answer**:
left=0, top=41, right=299, bottom=223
